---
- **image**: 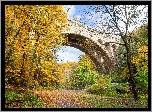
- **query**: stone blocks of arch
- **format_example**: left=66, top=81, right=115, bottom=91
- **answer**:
left=61, top=19, right=121, bottom=73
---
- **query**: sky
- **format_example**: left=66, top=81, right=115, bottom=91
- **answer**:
left=55, top=46, right=83, bottom=62
left=55, top=5, right=148, bottom=63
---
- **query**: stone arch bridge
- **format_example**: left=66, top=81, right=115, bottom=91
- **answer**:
left=61, top=19, right=122, bottom=74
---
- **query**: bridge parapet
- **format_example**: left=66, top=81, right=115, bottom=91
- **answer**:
left=62, top=19, right=122, bottom=58
left=62, top=19, right=121, bottom=45
left=61, top=19, right=122, bottom=73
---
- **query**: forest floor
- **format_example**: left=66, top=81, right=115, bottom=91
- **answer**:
left=5, top=85, right=148, bottom=108
left=33, top=89, right=148, bottom=108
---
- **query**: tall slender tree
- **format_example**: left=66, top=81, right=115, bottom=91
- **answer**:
left=80, top=5, right=148, bottom=101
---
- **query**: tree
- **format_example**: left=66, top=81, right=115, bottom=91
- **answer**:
left=132, top=45, right=148, bottom=93
left=80, top=5, right=148, bottom=101
left=118, top=23, right=148, bottom=95
left=5, top=5, right=68, bottom=92
left=69, top=55, right=99, bottom=89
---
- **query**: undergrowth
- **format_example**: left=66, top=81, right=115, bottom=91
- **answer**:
left=5, top=88, right=55, bottom=108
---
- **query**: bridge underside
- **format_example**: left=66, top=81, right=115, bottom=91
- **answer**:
left=62, top=33, right=119, bottom=74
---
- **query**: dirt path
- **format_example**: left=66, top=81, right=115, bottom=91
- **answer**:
left=56, top=99, right=81, bottom=108
left=33, top=89, right=87, bottom=108
left=5, top=85, right=148, bottom=108
left=55, top=90, right=84, bottom=108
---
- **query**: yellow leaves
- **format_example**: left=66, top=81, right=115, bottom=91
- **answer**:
left=5, top=41, right=11, bottom=46
left=56, top=5, right=62, bottom=11
left=132, top=45, right=148, bottom=70
left=60, top=62, right=78, bottom=72
left=137, top=45, right=148, bottom=54
left=42, top=70, right=57, bottom=83
left=5, top=66, right=13, bottom=73
left=78, top=55, right=94, bottom=70
left=13, top=42, right=20, bottom=50
left=14, top=70, right=21, bottom=76
left=41, top=61, right=55, bottom=67
left=41, top=69, right=53, bottom=79
left=97, top=75, right=106, bottom=86
left=121, top=67, right=129, bottom=77
left=120, top=45, right=148, bottom=78
left=5, top=5, right=68, bottom=87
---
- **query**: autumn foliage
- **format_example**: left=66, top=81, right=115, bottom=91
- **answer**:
left=119, top=23, right=148, bottom=94
left=5, top=5, right=68, bottom=89
left=67, top=55, right=99, bottom=89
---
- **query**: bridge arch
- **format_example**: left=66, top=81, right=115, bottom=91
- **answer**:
left=60, top=19, right=121, bottom=73
left=61, top=33, right=117, bottom=74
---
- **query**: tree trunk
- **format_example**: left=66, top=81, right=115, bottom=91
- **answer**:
left=26, top=36, right=40, bottom=93
left=26, top=51, right=36, bottom=93
left=20, top=53, right=26, bottom=75
left=125, top=44, right=139, bottom=101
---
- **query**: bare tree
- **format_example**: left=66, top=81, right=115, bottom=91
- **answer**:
left=81, top=5, right=148, bottom=101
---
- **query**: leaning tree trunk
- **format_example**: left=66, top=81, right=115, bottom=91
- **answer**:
left=125, top=44, right=139, bottom=101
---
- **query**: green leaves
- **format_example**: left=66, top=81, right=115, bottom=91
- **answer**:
left=68, top=55, right=99, bottom=89
left=135, top=68, right=148, bottom=93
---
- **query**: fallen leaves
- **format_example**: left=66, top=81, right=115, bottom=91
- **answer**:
left=33, top=89, right=87, bottom=108
left=5, top=85, right=148, bottom=108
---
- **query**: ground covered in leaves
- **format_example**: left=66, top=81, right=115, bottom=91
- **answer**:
left=33, top=89, right=148, bottom=108
left=5, top=85, right=148, bottom=108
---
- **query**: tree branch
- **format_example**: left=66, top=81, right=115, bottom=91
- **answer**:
left=103, top=5, right=125, bottom=40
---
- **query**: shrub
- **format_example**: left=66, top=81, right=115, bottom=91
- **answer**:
left=88, top=75, right=117, bottom=96
left=68, top=55, right=99, bottom=89
left=29, top=80, right=39, bottom=89
left=113, top=82, right=130, bottom=94
left=135, top=68, right=148, bottom=94
left=5, top=89, right=24, bottom=101
left=89, top=83, right=116, bottom=96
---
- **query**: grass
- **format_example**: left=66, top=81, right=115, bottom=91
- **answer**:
left=5, top=85, right=148, bottom=108
left=5, top=87, right=45, bottom=108
left=74, top=90, right=148, bottom=108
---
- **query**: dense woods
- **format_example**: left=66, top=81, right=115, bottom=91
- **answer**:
left=5, top=5, right=68, bottom=91
left=5, top=5, right=148, bottom=108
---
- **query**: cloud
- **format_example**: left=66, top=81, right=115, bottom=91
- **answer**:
left=55, top=46, right=84, bottom=63
left=58, top=5, right=148, bottom=63
left=87, top=5, right=148, bottom=34
left=63, top=5, right=76, bottom=19
left=75, top=15, right=81, bottom=21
